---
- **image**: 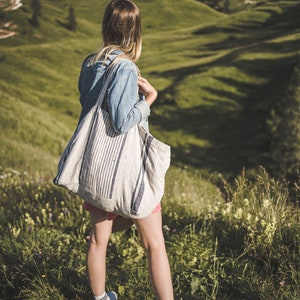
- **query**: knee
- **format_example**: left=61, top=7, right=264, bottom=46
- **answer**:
left=140, top=237, right=166, bottom=254
left=88, top=233, right=108, bottom=250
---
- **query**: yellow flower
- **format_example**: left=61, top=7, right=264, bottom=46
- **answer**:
left=246, top=213, right=252, bottom=222
left=263, top=199, right=271, bottom=208
left=234, top=208, right=243, bottom=220
left=11, top=226, right=21, bottom=237
left=24, top=212, right=35, bottom=226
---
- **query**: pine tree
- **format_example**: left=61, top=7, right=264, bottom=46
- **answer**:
left=66, top=4, right=76, bottom=32
left=30, top=0, right=42, bottom=27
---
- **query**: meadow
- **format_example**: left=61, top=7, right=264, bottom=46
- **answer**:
left=1, top=167, right=299, bottom=299
left=0, top=0, right=299, bottom=299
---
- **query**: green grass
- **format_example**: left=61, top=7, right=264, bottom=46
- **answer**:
left=0, top=0, right=223, bottom=174
left=0, top=167, right=299, bottom=299
left=1, top=0, right=300, bottom=176
left=1, top=1, right=300, bottom=298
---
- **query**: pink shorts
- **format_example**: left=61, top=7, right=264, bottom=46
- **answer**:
left=83, top=201, right=161, bottom=220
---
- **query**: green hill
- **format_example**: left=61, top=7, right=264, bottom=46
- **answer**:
left=0, top=0, right=299, bottom=178
left=1, top=2, right=300, bottom=299
left=0, top=0, right=222, bottom=174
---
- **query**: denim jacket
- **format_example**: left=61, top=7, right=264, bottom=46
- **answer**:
left=78, top=51, right=150, bottom=134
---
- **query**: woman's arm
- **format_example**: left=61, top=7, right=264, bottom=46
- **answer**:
left=107, top=63, right=150, bottom=134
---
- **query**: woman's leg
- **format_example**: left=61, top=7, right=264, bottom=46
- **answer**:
left=134, top=211, right=174, bottom=300
left=86, top=212, right=113, bottom=296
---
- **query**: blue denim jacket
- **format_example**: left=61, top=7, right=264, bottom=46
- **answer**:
left=78, top=51, right=150, bottom=133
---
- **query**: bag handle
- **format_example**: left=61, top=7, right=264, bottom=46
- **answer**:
left=96, top=65, right=116, bottom=107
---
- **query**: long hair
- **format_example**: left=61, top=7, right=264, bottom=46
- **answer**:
left=91, top=0, right=142, bottom=65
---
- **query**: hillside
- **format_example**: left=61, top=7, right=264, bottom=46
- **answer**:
left=1, top=2, right=300, bottom=299
left=147, top=1, right=300, bottom=178
left=0, top=0, right=223, bottom=174
left=0, top=0, right=299, bottom=178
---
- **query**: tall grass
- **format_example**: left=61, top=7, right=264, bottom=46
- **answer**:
left=0, top=166, right=299, bottom=299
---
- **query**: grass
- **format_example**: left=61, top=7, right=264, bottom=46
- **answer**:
left=0, top=167, right=299, bottom=299
left=1, top=0, right=300, bottom=176
left=0, top=0, right=221, bottom=173
left=1, top=0, right=300, bottom=299
left=149, top=12, right=300, bottom=176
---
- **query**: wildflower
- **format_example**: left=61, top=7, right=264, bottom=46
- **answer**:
left=222, top=202, right=232, bottom=216
left=234, top=208, right=243, bottom=220
left=222, top=208, right=228, bottom=216
left=25, top=212, right=35, bottom=226
left=279, top=280, right=285, bottom=287
left=244, top=198, right=249, bottom=206
left=226, top=202, right=232, bottom=211
left=163, top=225, right=171, bottom=232
left=263, top=199, right=270, bottom=209
left=246, top=213, right=252, bottom=222
left=62, top=208, right=69, bottom=215
left=11, top=226, right=21, bottom=237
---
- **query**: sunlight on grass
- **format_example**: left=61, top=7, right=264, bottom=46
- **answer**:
left=0, top=0, right=300, bottom=298
left=0, top=167, right=299, bottom=299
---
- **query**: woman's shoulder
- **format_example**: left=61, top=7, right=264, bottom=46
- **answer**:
left=81, top=53, right=96, bottom=66
left=114, top=58, right=138, bottom=75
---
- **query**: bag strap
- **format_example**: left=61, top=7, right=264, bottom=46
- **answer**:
left=95, top=65, right=116, bottom=107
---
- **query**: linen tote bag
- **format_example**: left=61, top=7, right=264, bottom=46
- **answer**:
left=53, top=65, right=171, bottom=219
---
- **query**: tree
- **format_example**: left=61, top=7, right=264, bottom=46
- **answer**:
left=66, top=4, right=76, bottom=32
left=30, top=0, right=41, bottom=27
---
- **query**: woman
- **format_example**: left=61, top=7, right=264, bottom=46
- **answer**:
left=78, top=1, right=174, bottom=299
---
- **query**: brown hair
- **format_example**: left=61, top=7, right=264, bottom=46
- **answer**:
left=91, top=0, right=142, bottom=64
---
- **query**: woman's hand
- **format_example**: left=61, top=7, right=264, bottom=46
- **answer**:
left=138, top=76, right=158, bottom=106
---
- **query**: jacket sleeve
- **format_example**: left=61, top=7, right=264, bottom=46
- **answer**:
left=107, top=63, right=150, bottom=134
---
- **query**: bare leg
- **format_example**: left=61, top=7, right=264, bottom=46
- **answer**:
left=134, top=211, right=174, bottom=300
left=86, top=212, right=113, bottom=296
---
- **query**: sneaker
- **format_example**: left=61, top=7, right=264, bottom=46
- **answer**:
left=107, top=291, right=118, bottom=300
